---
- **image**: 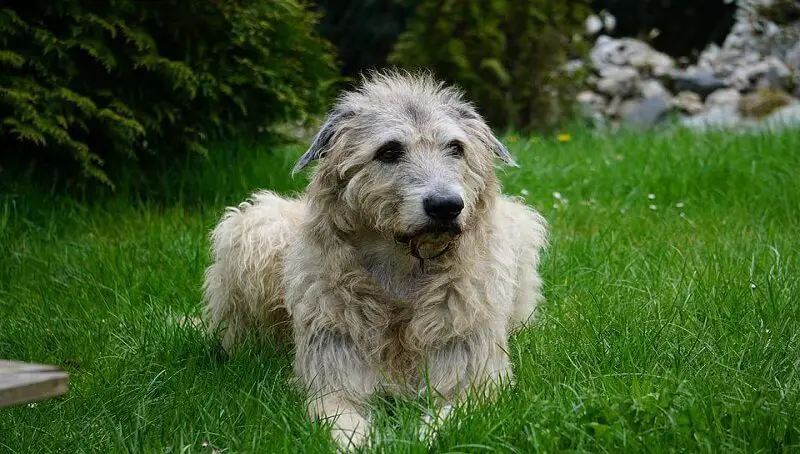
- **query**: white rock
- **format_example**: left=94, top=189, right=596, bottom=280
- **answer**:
left=577, top=90, right=607, bottom=111
left=601, top=11, right=617, bottom=32
left=590, top=36, right=674, bottom=76
left=681, top=105, right=740, bottom=130
left=761, top=102, right=800, bottom=130
left=638, top=79, right=671, bottom=100
left=596, top=67, right=640, bottom=98
left=586, top=15, right=604, bottom=35
left=786, top=42, right=800, bottom=71
left=673, top=91, right=705, bottom=115
left=706, top=88, right=742, bottom=108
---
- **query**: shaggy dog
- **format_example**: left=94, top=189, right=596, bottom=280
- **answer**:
left=202, top=71, right=548, bottom=449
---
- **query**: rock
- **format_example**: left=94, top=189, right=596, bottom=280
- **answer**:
left=600, top=10, right=617, bottom=33
left=755, top=57, right=793, bottom=90
left=761, top=102, right=800, bottom=130
left=673, top=91, right=705, bottom=115
left=671, top=70, right=727, bottom=97
left=619, top=98, right=642, bottom=119
left=638, top=79, right=671, bottom=100
left=681, top=104, right=743, bottom=131
left=682, top=101, right=800, bottom=132
left=787, top=42, right=800, bottom=71
left=590, top=36, right=674, bottom=76
left=738, top=88, right=794, bottom=118
left=585, top=15, right=604, bottom=35
left=706, top=88, right=742, bottom=108
left=577, top=90, right=607, bottom=112
left=604, top=96, right=623, bottom=118
left=623, top=96, right=673, bottom=129
left=595, top=67, right=640, bottom=98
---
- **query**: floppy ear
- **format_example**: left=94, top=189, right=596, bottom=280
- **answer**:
left=490, top=135, right=517, bottom=167
left=455, top=103, right=517, bottom=167
left=292, top=110, right=353, bottom=175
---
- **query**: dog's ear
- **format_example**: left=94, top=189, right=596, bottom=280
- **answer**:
left=455, top=104, right=517, bottom=167
left=490, top=135, right=517, bottom=167
left=292, top=109, right=354, bottom=175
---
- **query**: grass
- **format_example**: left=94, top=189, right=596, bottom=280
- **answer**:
left=1, top=127, right=799, bottom=453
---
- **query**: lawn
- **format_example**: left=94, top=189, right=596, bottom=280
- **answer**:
left=1, top=128, right=799, bottom=453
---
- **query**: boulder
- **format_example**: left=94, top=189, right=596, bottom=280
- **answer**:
left=729, top=57, right=793, bottom=90
left=671, top=70, right=727, bottom=97
left=706, top=88, right=742, bottom=108
left=787, top=41, right=800, bottom=71
left=681, top=104, right=743, bottom=131
left=577, top=90, right=607, bottom=110
left=638, top=79, right=671, bottom=100
left=595, top=67, right=640, bottom=98
left=622, top=96, right=673, bottom=129
left=761, top=102, right=800, bottom=130
left=585, top=14, right=604, bottom=35
left=738, top=88, right=794, bottom=118
left=591, top=36, right=675, bottom=76
left=673, top=91, right=705, bottom=115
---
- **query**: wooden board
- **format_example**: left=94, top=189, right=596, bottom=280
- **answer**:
left=0, top=360, right=69, bottom=408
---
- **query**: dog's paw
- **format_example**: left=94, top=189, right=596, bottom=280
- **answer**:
left=331, top=411, right=371, bottom=452
left=418, top=403, right=454, bottom=446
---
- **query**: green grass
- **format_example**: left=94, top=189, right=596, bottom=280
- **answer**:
left=1, top=128, right=799, bottom=453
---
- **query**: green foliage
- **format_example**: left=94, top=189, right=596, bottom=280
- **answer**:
left=0, top=0, right=339, bottom=187
left=389, top=0, right=591, bottom=132
left=311, top=0, right=420, bottom=79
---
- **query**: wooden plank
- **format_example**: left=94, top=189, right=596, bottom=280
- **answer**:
left=0, top=360, right=69, bottom=408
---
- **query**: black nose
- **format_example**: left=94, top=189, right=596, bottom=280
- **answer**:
left=424, top=195, right=464, bottom=222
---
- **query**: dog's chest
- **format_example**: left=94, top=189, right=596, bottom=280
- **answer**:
left=359, top=245, right=423, bottom=303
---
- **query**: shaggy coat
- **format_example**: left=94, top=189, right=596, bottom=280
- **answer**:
left=202, top=71, right=548, bottom=448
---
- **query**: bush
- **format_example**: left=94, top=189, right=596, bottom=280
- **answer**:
left=389, top=0, right=592, bottom=133
left=0, top=0, right=339, bottom=187
left=311, top=0, right=420, bottom=79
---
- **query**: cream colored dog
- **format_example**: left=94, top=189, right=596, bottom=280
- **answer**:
left=202, top=71, right=548, bottom=449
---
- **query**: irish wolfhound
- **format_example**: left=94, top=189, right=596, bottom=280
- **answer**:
left=202, top=71, right=548, bottom=449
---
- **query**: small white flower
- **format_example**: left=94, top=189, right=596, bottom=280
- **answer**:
left=750, top=283, right=757, bottom=290
left=676, top=202, right=685, bottom=208
left=520, top=188, right=529, bottom=196
left=552, top=191, right=562, bottom=200
left=649, top=204, right=657, bottom=210
left=202, top=440, right=209, bottom=448
left=648, top=193, right=656, bottom=200
left=27, top=403, right=37, bottom=408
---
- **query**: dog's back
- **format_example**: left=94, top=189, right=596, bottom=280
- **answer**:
left=203, top=190, right=305, bottom=351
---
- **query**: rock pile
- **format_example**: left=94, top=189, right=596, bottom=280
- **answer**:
left=577, top=0, right=800, bottom=131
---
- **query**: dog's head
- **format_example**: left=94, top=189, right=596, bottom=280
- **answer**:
left=294, top=70, right=515, bottom=245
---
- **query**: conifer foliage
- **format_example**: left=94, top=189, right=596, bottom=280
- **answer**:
left=0, top=0, right=338, bottom=186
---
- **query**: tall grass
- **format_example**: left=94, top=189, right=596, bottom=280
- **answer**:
left=1, top=128, right=798, bottom=452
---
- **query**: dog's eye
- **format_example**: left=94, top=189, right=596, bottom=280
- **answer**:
left=375, top=140, right=404, bottom=163
left=447, top=140, right=465, bottom=158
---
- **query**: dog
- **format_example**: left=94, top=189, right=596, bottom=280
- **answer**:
left=202, top=70, right=548, bottom=449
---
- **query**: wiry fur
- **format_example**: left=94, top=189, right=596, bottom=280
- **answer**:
left=202, top=70, right=548, bottom=449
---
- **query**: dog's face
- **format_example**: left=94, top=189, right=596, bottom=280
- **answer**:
left=295, top=72, right=516, bottom=243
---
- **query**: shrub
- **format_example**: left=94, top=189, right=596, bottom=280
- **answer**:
left=0, top=0, right=339, bottom=187
left=389, top=0, right=592, bottom=133
left=311, top=0, right=420, bottom=79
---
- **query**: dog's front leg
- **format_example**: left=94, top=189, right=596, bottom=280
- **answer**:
left=417, top=326, right=512, bottom=442
left=295, top=329, right=379, bottom=450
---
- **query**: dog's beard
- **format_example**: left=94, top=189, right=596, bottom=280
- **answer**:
left=396, top=222, right=461, bottom=260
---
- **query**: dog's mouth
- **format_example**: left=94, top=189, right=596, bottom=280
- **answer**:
left=396, top=221, right=461, bottom=244
left=395, top=222, right=461, bottom=262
